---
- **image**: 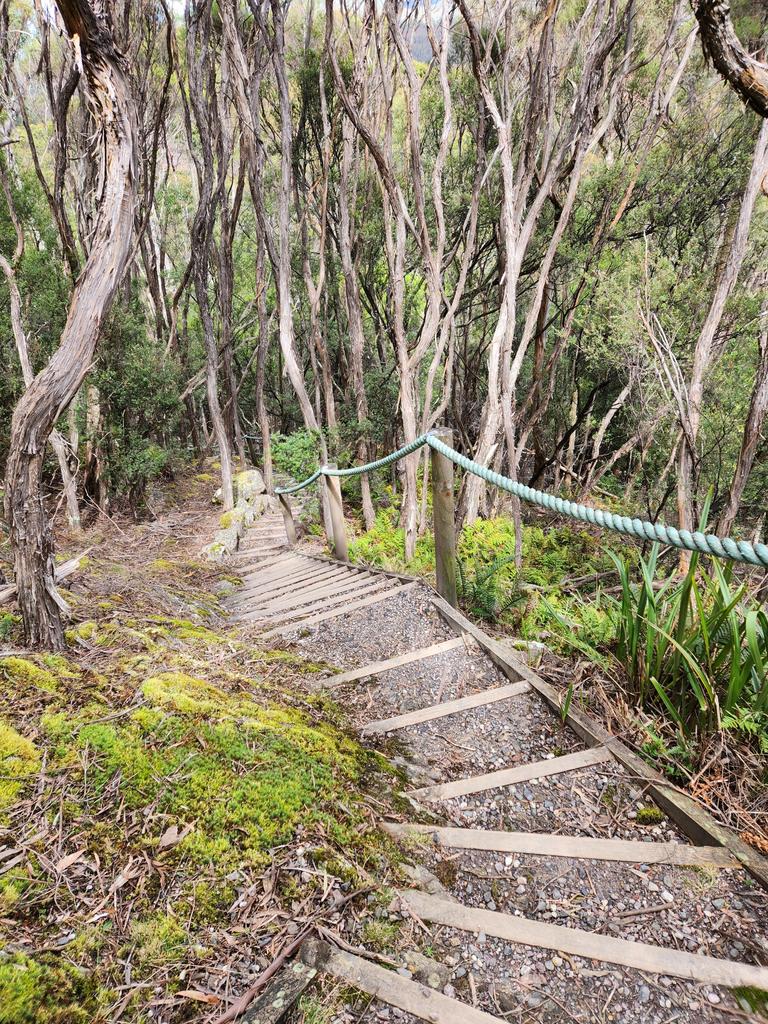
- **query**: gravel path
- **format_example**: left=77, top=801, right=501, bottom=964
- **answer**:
left=267, top=571, right=768, bottom=1024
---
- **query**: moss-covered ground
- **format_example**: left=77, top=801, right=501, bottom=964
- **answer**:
left=0, top=468, right=400, bottom=1022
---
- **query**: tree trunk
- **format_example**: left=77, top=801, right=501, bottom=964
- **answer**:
left=184, top=0, right=234, bottom=509
left=676, top=118, right=768, bottom=564
left=4, top=0, right=136, bottom=648
left=693, top=0, right=768, bottom=117
left=718, top=294, right=768, bottom=535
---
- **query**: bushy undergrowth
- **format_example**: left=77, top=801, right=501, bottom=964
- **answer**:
left=608, top=546, right=768, bottom=748
left=350, top=510, right=616, bottom=651
left=271, top=429, right=323, bottom=483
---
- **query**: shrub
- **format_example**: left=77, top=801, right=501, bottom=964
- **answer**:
left=271, top=430, right=323, bottom=482
left=608, top=545, right=768, bottom=746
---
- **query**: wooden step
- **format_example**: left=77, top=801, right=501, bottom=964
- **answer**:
left=409, top=746, right=612, bottom=802
left=321, top=635, right=471, bottom=688
left=233, top=564, right=348, bottom=602
left=382, top=823, right=740, bottom=868
left=261, top=581, right=418, bottom=638
left=363, top=680, right=531, bottom=736
left=238, top=577, right=392, bottom=625
left=236, top=552, right=299, bottom=575
left=398, top=889, right=768, bottom=990
left=253, top=571, right=376, bottom=613
left=237, top=555, right=323, bottom=583
left=317, top=944, right=506, bottom=1023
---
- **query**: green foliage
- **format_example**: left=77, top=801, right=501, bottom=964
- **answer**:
left=608, top=545, right=768, bottom=745
left=94, top=312, right=185, bottom=509
left=348, top=505, right=436, bottom=577
left=271, top=430, right=323, bottom=483
left=456, top=554, right=525, bottom=622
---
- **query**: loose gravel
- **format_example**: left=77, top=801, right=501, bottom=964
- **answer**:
left=269, top=575, right=768, bottom=1024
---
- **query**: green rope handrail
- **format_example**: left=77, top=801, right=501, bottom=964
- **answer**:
left=275, top=432, right=768, bottom=568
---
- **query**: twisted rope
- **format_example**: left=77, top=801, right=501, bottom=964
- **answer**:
left=275, top=432, right=768, bottom=568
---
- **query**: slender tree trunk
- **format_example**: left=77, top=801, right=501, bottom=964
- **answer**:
left=185, top=0, right=234, bottom=509
left=676, top=118, right=768, bottom=564
left=338, top=114, right=375, bottom=528
left=254, top=230, right=273, bottom=491
left=718, top=294, right=768, bottom=535
left=4, top=0, right=136, bottom=648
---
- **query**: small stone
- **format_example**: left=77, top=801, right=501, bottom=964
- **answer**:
left=638, top=985, right=651, bottom=1004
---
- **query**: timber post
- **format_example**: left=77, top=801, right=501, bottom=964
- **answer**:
left=430, top=427, right=458, bottom=607
left=325, top=465, right=349, bottom=561
left=278, top=492, right=297, bottom=547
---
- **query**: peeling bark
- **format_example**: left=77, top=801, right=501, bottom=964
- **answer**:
left=693, top=0, right=768, bottom=117
left=4, top=0, right=137, bottom=648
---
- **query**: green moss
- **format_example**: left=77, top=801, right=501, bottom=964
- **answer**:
left=129, top=913, right=189, bottom=972
left=0, top=656, right=61, bottom=695
left=0, top=952, right=101, bottom=1024
left=360, top=919, right=400, bottom=952
left=66, top=621, right=123, bottom=649
left=0, top=721, right=40, bottom=812
left=142, top=672, right=230, bottom=714
left=219, top=508, right=245, bottom=530
left=149, top=558, right=176, bottom=572
left=186, top=881, right=234, bottom=925
left=144, top=616, right=228, bottom=644
left=72, top=690, right=377, bottom=874
left=635, top=806, right=665, bottom=825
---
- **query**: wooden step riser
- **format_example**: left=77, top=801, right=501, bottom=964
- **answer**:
left=382, top=824, right=739, bottom=868
left=399, top=889, right=768, bottom=990
left=363, top=680, right=531, bottom=735
left=320, top=946, right=506, bottom=1024
left=251, top=572, right=376, bottom=613
left=231, top=564, right=346, bottom=602
left=261, top=581, right=417, bottom=638
left=238, top=577, right=392, bottom=626
left=321, top=635, right=471, bottom=688
left=409, top=746, right=613, bottom=802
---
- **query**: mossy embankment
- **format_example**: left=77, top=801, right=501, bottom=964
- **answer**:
left=0, top=472, right=400, bottom=1022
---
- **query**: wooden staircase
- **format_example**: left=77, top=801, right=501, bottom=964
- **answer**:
left=226, top=509, right=768, bottom=1024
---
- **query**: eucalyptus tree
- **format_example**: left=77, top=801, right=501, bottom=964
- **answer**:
left=4, top=0, right=137, bottom=648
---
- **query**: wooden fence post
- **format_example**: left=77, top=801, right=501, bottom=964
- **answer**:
left=278, top=492, right=297, bottom=547
left=325, top=467, right=349, bottom=562
left=430, top=427, right=457, bottom=607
